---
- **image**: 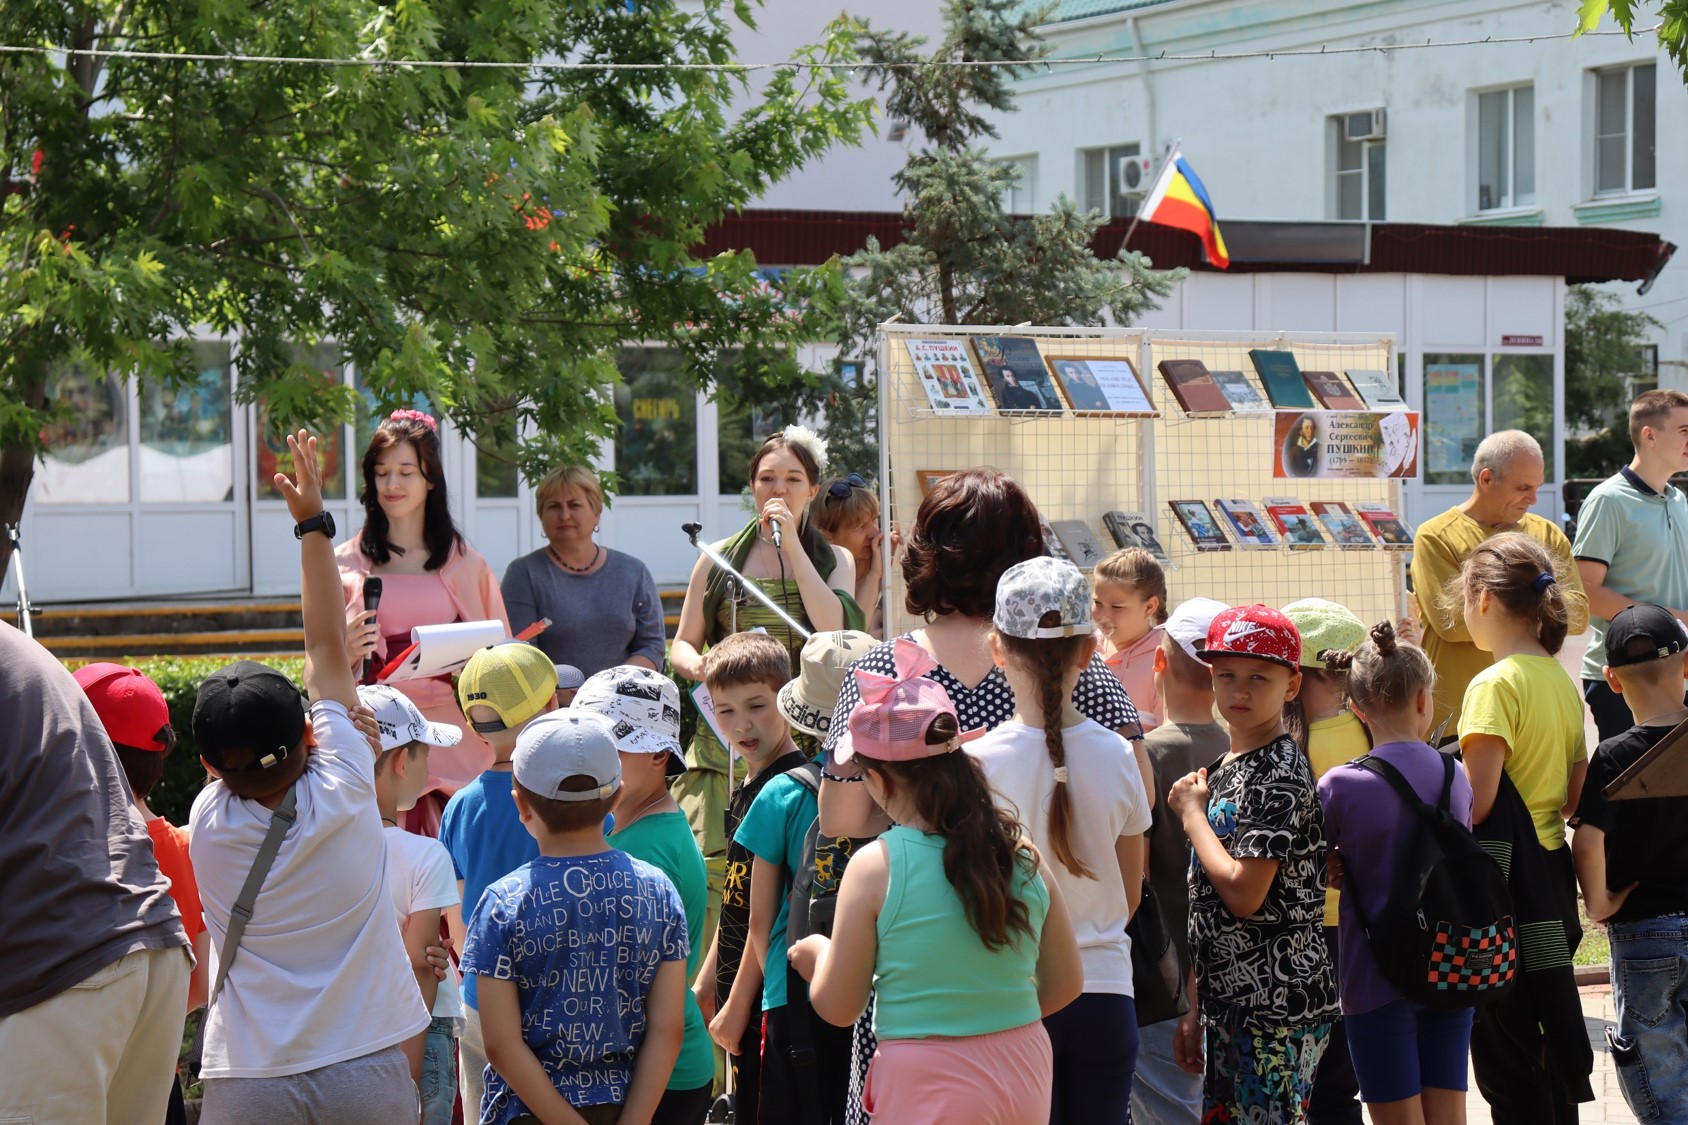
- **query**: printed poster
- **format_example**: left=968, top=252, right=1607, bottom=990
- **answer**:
left=1272, top=411, right=1421, bottom=479
left=1425, top=363, right=1481, bottom=479
left=903, top=338, right=992, bottom=415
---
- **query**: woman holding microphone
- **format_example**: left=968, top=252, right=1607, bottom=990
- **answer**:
left=669, top=426, right=860, bottom=947
left=339, top=409, right=508, bottom=834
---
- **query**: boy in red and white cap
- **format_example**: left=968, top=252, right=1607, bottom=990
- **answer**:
left=1165, top=604, right=1338, bottom=1125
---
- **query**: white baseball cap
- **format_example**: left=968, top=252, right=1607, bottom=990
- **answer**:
left=513, top=710, right=622, bottom=802
left=1164, top=598, right=1230, bottom=661
left=356, top=684, right=463, bottom=752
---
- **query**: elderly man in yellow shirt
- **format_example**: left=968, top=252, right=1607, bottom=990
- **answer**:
left=1410, top=430, right=1589, bottom=740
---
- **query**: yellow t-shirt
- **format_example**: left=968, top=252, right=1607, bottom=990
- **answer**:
left=1409, top=509, right=1587, bottom=738
left=1307, top=709, right=1372, bottom=927
left=1458, top=654, right=1588, bottom=851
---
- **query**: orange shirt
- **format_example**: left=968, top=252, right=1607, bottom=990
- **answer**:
left=147, top=817, right=205, bottom=941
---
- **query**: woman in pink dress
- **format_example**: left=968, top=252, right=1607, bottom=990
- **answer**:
left=338, top=410, right=508, bottom=833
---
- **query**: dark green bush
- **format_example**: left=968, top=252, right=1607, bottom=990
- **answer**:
left=74, top=648, right=695, bottom=825
left=64, top=655, right=304, bottom=827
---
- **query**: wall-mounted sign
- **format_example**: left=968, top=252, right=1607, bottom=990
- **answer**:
left=1501, top=335, right=1544, bottom=347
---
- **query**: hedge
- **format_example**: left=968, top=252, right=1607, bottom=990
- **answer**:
left=61, top=656, right=306, bottom=827
left=65, top=650, right=698, bottom=828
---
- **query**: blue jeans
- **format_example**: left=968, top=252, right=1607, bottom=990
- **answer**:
left=1130, top=1017, right=1203, bottom=1125
left=419, top=1017, right=459, bottom=1125
left=1608, top=914, right=1688, bottom=1123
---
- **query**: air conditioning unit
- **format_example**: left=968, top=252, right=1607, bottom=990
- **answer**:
left=1118, top=153, right=1155, bottom=195
left=1344, top=109, right=1386, bottom=142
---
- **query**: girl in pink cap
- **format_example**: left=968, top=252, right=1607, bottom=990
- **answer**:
left=788, top=639, right=1084, bottom=1124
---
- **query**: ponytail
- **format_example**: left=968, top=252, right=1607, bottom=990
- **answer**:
left=1444, top=532, right=1570, bottom=655
left=1537, top=578, right=1569, bottom=654
left=858, top=719, right=1037, bottom=951
left=998, top=619, right=1096, bottom=880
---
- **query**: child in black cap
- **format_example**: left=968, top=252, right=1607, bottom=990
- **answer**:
left=1572, top=602, right=1688, bottom=1123
left=189, top=432, right=428, bottom=1125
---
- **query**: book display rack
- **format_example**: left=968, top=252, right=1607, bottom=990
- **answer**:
left=875, top=325, right=1411, bottom=637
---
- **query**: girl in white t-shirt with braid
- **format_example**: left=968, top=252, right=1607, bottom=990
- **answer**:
left=968, top=557, right=1153, bottom=1125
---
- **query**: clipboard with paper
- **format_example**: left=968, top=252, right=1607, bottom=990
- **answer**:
left=378, top=618, right=548, bottom=682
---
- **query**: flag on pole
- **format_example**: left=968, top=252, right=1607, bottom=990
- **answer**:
left=1138, top=149, right=1230, bottom=269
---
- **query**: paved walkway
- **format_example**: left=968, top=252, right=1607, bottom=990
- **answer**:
left=1436, top=983, right=1632, bottom=1124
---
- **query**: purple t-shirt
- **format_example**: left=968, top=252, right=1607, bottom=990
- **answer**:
left=1317, top=740, right=1474, bottom=1016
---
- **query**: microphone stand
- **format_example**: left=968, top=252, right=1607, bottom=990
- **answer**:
left=5, top=524, right=35, bottom=637
left=681, top=523, right=812, bottom=642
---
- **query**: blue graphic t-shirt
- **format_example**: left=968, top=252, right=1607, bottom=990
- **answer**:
left=440, top=769, right=539, bottom=1010
left=461, top=849, right=689, bottom=1123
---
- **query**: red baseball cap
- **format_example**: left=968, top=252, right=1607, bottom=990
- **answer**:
left=1198, top=604, right=1302, bottom=669
left=74, top=662, right=175, bottom=752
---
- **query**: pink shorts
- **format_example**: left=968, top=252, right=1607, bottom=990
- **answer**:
left=864, top=1021, right=1053, bottom=1124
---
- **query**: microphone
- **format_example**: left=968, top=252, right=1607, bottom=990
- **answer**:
left=770, top=520, right=782, bottom=550
left=362, top=576, right=383, bottom=682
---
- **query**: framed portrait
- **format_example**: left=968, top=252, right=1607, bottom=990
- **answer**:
left=916, top=469, right=961, bottom=497
left=1044, top=356, right=1158, bottom=417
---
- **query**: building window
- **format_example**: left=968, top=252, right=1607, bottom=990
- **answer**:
left=1332, top=113, right=1386, bottom=221
left=1477, top=85, right=1535, bottom=211
left=140, top=341, right=235, bottom=503
left=1629, top=343, right=1660, bottom=397
left=996, top=155, right=1038, bottom=214
left=1595, top=63, right=1656, bottom=194
left=1424, top=356, right=1483, bottom=485
left=1080, top=143, right=1144, bottom=219
left=256, top=345, right=349, bottom=501
left=35, top=365, right=131, bottom=504
left=614, top=347, right=697, bottom=496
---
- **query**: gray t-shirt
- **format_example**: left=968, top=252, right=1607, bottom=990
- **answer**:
left=0, top=621, right=187, bottom=1017
left=501, top=547, right=666, bottom=677
left=1142, top=719, right=1230, bottom=982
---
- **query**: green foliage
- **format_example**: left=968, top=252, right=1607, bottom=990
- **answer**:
left=1565, top=285, right=1662, bottom=479
left=1, top=0, right=875, bottom=563
left=61, top=655, right=305, bottom=827
left=820, top=0, right=1183, bottom=469
left=1576, top=0, right=1688, bottom=76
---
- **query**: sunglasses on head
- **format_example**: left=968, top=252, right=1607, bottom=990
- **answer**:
left=826, top=473, right=869, bottom=501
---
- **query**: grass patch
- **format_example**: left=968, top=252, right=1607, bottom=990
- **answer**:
left=1575, top=899, right=1610, bottom=968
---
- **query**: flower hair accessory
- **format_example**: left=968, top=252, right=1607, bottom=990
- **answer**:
left=388, top=409, right=438, bottom=433
left=837, top=638, right=980, bottom=764
left=780, top=424, right=829, bottom=477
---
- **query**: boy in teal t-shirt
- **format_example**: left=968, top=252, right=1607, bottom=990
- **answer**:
left=704, top=631, right=838, bottom=1123
left=578, top=665, right=716, bottom=1120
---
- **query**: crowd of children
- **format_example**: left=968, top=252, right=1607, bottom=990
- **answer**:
left=16, top=424, right=1688, bottom=1125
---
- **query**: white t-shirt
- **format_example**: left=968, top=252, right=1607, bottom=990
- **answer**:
left=970, top=718, right=1153, bottom=996
left=384, top=825, right=464, bottom=1020
left=190, top=701, right=430, bottom=1079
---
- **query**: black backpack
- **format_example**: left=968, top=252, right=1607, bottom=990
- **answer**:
left=1349, top=752, right=1519, bottom=1010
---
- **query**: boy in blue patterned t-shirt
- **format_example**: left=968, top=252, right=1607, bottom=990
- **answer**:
left=462, top=710, right=688, bottom=1125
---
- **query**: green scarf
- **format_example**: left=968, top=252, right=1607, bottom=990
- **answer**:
left=699, top=515, right=863, bottom=646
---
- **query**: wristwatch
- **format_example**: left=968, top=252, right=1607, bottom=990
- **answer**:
left=294, top=511, right=336, bottom=541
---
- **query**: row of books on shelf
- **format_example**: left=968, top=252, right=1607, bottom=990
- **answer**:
left=905, top=333, right=1407, bottom=419
left=1039, top=501, right=1414, bottom=566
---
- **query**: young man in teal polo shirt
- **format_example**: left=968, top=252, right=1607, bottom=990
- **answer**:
left=1573, top=388, right=1688, bottom=741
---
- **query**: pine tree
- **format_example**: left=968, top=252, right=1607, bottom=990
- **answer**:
left=820, top=0, right=1185, bottom=477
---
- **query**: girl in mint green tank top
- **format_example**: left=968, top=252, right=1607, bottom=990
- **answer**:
left=787, top=639, right=1084, bottom=1123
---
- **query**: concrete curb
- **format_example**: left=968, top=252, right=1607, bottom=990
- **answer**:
left=1574, top=964, right=1610, bottom=987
